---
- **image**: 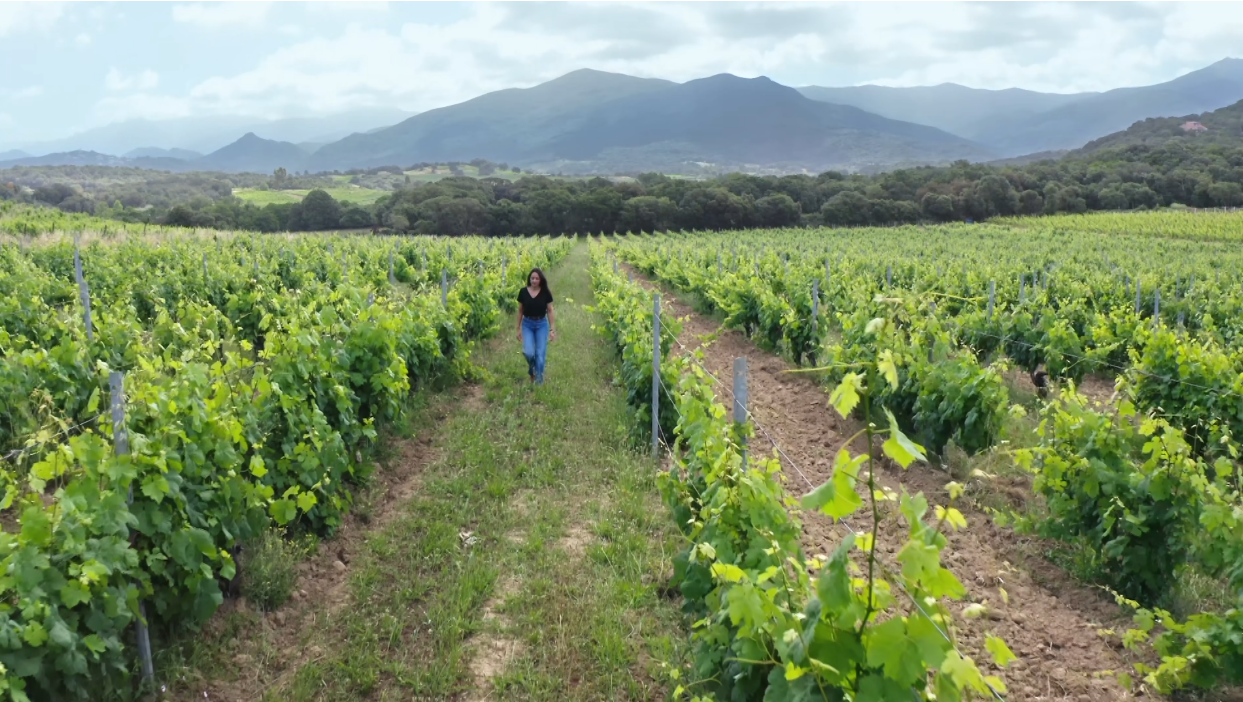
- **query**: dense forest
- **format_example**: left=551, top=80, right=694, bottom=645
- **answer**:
left=3, top=110, right=1242, bottom=234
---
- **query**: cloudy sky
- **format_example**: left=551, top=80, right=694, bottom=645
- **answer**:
left=2, top=1, right=1241, bottom=146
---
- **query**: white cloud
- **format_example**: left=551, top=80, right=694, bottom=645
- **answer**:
left=83, top=1, right=1243, bottom=127
left=0, top=2, right=64, bottom=36
left=307, top=2, right=388, bottom=15
left=13, top=86, right=43, bottom=99
left=171, top=2, right=270, bottom=29
left=75, top=32, right=91, bottom=46
left=0, top=114, right=12, bottom=127
left=106, top=68, right=160, bottom=92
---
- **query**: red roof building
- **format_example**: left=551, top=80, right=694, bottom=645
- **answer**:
left=1180, top=120, right=1208, bottom=132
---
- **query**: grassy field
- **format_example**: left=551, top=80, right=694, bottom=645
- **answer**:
left=233, top=186, right=390, bottom=206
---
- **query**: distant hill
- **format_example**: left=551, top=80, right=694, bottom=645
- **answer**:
left=309, top=69, right=992, bottom=173
left=801, top=58, right=1243, bottom=157
left=1, top=134, right=340, bottom=175
left=124, top=147, right=202, bottom=160
left=0, top=150, right=30, bottom=162
left=0, top=150, right=193, bottom=171
left=7, top=108, right=414, bottom=158
left=309, top=69, right=676, bottom=171
left=797, top=83, right=1093, bottom=143
left=195, top=133, right=309, bottom=173
left=1075, top=99, right=1243, bottom=154
left=977, top=58, right=1243, bottom=156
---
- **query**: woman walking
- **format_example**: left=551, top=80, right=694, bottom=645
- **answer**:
left=517, top=268, right=555, bottom=385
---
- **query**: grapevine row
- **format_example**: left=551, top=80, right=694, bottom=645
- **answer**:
left=588, top=242, right=1015, bottom=702
left=0, top=229, right=571, bottom=700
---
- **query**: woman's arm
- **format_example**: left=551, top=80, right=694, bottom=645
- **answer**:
left=547, top=304, right=555, bottom=341
left=517, top=303, right=524, bottom=341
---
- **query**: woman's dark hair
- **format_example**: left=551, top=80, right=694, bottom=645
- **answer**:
left=527, top=268, right=551, bottom=298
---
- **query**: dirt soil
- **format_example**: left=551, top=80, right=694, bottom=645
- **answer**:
left=631, top=269, right=1144, bottom=702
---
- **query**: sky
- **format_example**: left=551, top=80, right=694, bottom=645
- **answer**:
left=2, top=1, right=1242, bottom=147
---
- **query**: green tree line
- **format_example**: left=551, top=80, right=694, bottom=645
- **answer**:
left=3, top=136, right=1241, bottom=233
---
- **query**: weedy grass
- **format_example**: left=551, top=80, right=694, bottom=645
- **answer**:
left=267, top=241, right=688, bottom=701
left=241, top=529, right=314, bottom=612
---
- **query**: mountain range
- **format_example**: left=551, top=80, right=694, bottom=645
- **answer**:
left=4, top=108, right=414, bottom=160
left=2, top=58, right=1242, bottom=176
left=800, top=58, right=1243, bottom=157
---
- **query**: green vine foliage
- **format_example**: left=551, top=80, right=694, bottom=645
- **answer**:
left=0, top=232, right=571, bottom=700
left=1016, top=390, right=1211, bottom=604
left=589, top=245, right=1013, bottom=701
left=587, top=251, right=682, bottom=445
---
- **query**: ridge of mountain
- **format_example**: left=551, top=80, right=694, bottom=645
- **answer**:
left=308, top=69, right=991, bottom=173
left=6, top=108, right=415, bottom=159
left=1074, top=98, right=1243, bottom=155
left=800, top=58, right=1243, bottom=157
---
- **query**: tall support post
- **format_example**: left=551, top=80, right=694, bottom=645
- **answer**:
left=388, top=250, right=395, bottom=284
left=825, top=259, right=831, bottom=288
left=441, top=269, right=448, bottom=306
left=652, top=294, right=661, bottom=463
left=1135, top=279, right=1142, bottom=314
left=1019, top=275, right=1026, bottom=305
left=987, top=280, right=995, bottom=320
left=112, top=373, right=154, bottom=690
left=733, top=357, right=749, bottom=470
left=502, top=254, right=507, bottom=282
left=886, top=264, right=892, bottom=289
left=1154, top=289, right=1161, bottom=328
left=811, top=279, right=819, bottom=332
left=203, top=252, right=209, bottom=280
left=74, top=239, right=93, bottom=342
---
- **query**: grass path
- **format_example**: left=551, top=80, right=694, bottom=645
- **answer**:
left=165, top=240, right=687, bottom=701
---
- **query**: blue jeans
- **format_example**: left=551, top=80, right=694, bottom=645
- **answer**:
left=521, top=316, right=549, bottom=384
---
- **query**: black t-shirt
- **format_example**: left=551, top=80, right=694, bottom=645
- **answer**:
left=518, top=287, right=553, bottom=319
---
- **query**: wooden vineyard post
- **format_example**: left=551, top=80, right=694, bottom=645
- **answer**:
left=886, top=264, right=892, bottom=290
left=825, top=259, right=831, bottom=288
left=628, top=271, right=633, bottom=284
left=1154, top=288, right=1161, bottom=328
left=367, top=292, right=375, bottom=307
left=441, top=270, right=448, bottom=307
left=203, top=253, right=208, bottom=280
left=811, top=280, right=819, bottom=333
left=987, top=280, right=995, bottom=321
left=1019, top=275, right=1026, bottom=305
left=389, top=250, right=395, bottom=284
left=502, top=254, right=507, bottom=282
left=74, top=238, right=94, bottom=342
left=1135, top=279, right=1142, bottom=314
left=112, top=373, right=155, bottom=692
left=652, top=293, right=661, bottom=463
left=734, top=357, right=748, bottom=470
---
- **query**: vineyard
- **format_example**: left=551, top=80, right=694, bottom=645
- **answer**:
left=594, top=212, right=1243, bottom=699
left=0, top=220, right=570, bottom=700
left=3, top=206, right=1243, bottom=702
